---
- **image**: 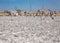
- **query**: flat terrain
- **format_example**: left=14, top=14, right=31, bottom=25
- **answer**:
left=0, top=16, right=60, bottom=43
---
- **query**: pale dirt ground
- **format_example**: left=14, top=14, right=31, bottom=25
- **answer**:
left=0, top=16, right=60, bottom=43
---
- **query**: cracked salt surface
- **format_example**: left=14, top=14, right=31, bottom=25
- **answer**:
left=0, top=16, right=60, bottom=43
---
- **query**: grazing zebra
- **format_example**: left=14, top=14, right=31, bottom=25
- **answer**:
left=10, top=10, right=18, bottom=16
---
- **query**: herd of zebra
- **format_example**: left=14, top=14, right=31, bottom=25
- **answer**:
left=0, top=9, right=58, bottom=17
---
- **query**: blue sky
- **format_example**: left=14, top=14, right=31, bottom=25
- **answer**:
left=0, top=0, right=60, bottom=11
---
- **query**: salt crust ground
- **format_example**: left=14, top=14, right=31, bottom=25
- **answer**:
left=0, top=16, right=60, bottom=43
